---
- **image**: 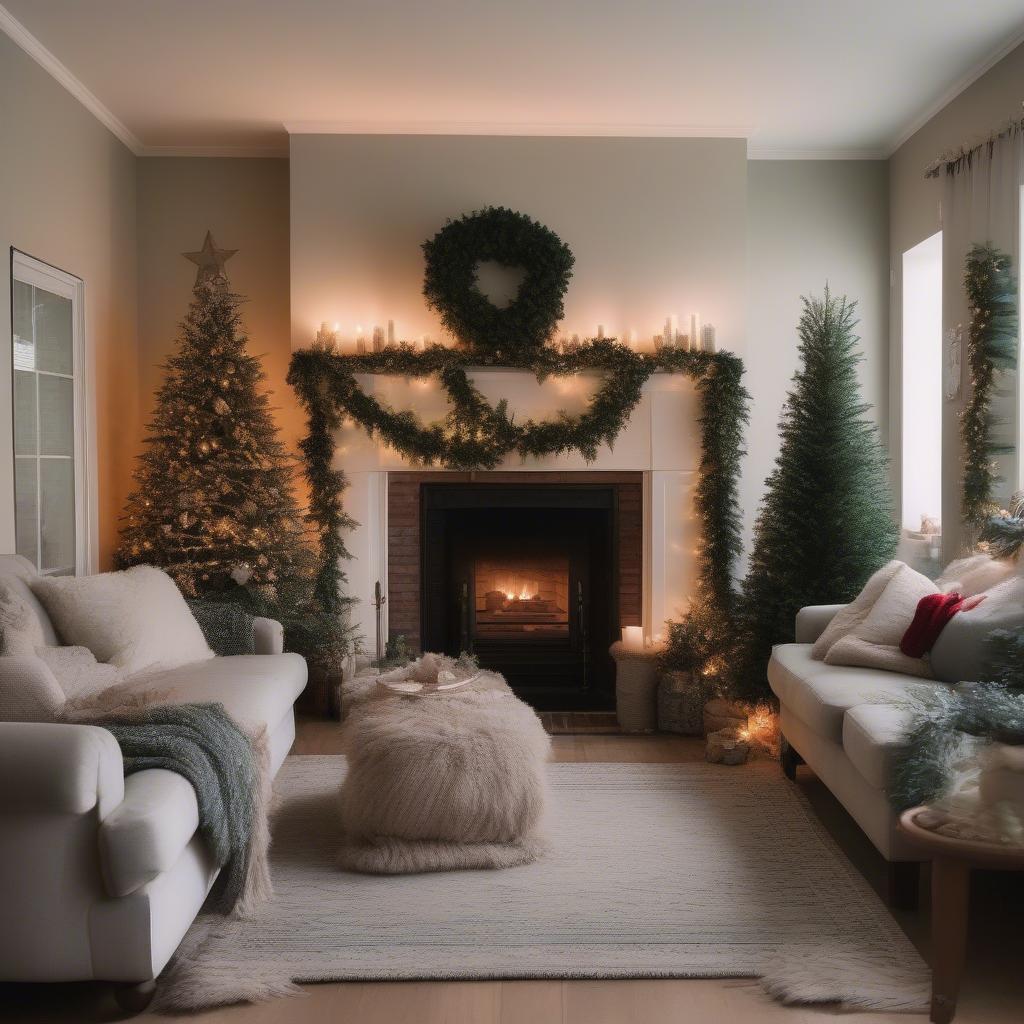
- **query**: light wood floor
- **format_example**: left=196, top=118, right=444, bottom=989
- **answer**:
left=3, top=721, right=1021, bottom=1024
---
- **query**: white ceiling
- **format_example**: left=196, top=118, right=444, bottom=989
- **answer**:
left=4, top=0, right=1024, bottom=158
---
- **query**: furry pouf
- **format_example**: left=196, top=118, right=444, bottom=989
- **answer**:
left=337, top=655, right=551, bottom=873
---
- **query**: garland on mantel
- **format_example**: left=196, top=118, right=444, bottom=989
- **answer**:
left=287, top=338, right=750, bottom=630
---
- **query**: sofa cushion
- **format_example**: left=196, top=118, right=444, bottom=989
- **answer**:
left=132, top=652, right=307, bottom=734
left=769, top=643, right=936, bottom=742
left=842, top=703, right=917, bottom=791
left=0, top=555, right=59, bottom=646
left=99, top=768, right=200, bottom=897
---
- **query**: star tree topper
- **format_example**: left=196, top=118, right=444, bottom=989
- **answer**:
left=183, top=230, right=237, bottom=288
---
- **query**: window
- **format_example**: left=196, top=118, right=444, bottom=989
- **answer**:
left=11, top=251, right=90, bottom=575
left=901, top=232, right=943, bottom=535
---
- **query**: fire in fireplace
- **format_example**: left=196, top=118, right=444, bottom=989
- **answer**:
left=421, top=484, right=617, bottom=710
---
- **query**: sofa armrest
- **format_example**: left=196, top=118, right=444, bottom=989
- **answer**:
left=795, top=604, right=846, bottom=645
left=0, top=721, right=124, bottom=818
left=0, top=655, right=66, bottom=722
left=99, top=768, right=200, bottom=896
left=253, top=616, right=284, bottom=655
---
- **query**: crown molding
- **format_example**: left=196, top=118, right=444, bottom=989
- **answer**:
left=0, top=3, right=144, bottom=155
left=284, top=120, right=752, bottom=140
left=747, top=144, right=887, bottom=161
left=886, top=23, right=1024, bottom=155
left=137, top=143, right=288, bottom=159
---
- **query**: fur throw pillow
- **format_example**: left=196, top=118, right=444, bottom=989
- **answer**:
left=0, top=581, right=45, bottom=656
left=31, top=566, right=214, bottom=678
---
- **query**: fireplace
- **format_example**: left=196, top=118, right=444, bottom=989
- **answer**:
left=420, top=483, right=621, bottom=709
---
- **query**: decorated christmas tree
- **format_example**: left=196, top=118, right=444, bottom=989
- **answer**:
left=732, top=288, right=898, bottom=701
left=117, top=232, right=353, bottom=667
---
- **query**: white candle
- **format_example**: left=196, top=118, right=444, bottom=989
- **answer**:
left=597, top=324, right=605, bottom=339
left=622, top=625, right=644, bottom=651
left=690, top=313, right=701, bottom=351
left=663, top=316, right=676, bottom=349
left=702, top=323, right=716, bottom=353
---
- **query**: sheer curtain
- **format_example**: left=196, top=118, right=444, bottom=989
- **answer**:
left=938, top=127, right=1023, bottom=558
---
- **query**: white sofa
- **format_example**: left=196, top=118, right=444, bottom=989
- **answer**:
left=769, top=603, right=937, bottom=908
left=0, top=554, right=307, bottom=1005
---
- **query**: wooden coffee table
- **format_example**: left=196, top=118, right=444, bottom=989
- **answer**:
left=898, top=807, right=1024, bottom=1024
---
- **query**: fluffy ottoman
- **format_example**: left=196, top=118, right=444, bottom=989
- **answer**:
left=338, top=654, right=551, bottom=873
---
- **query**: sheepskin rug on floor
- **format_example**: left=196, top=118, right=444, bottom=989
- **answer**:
left=156, top=756, right=929, bottom=1013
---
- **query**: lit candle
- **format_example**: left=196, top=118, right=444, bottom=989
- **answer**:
left=622, top=625, right=644, bottom=651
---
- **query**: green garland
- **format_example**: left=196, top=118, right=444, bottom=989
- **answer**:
left=288, top=339, right=749, bottom=632
left=962, top=244, right=1018, bottom=531
left=422, top=207, right=574, bottom=359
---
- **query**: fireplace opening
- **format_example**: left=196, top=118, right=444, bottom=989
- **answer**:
left=421, top=484, right=618, bottom=711
left=474, top=549, right=570, bottom=638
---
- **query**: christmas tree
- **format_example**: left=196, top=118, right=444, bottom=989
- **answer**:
left=732, top=288, right=898, bottom=701
left=117, top=232, right=353, bottom=667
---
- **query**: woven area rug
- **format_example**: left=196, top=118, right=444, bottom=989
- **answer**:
left=157, top=756, right=929, bottom=1012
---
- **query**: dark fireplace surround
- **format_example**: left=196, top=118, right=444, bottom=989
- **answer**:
left=387, top=472, right=642, bottom=710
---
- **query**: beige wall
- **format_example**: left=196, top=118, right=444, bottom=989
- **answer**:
left=889, top=42, right=1024, bottom=557
left=745, top=160, right=891, bottom=548
left=135, top=159, right=296, bottom=464
left=0, top=33, right=138, bottom=569
left=289, top=134, right=748, bottom=354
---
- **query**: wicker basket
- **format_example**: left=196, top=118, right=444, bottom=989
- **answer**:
left=657, top=670, right=708, bottom=735
left=609, top=641, right=662, bottom=733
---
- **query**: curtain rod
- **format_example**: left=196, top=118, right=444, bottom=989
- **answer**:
left=924, top=106, right=1024, bottom=179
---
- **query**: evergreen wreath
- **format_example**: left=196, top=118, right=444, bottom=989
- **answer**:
left=422, top=207, right=574, bottom=359
left=961, top=243, right=1018, bottom=531
left=287, top=339, right=749, bottom=644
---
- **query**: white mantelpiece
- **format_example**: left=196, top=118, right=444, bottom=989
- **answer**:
left=337, top=368, right=702, bottom=647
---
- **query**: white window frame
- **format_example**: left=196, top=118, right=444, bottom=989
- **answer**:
left=11, top=249, right=95, bottom=575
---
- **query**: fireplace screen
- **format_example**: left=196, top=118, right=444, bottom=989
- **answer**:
left=474, top=552, right=570, bottom=637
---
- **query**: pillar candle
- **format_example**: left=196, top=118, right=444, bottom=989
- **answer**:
left=621, top=625, right=644, bottom=651
left=690, top=313, right=701, bottom=352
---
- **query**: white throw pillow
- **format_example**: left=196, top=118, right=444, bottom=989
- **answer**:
left=937, top=553, right=1019, bottom=598
left=824, top=636, right=934, bottom=678
left=854, top=563, right=939, bottom=646
left=821, top=563, right=939, bottom=676
left=811, top=561, right=902, bottom=660
left=931, top=576, right=1024, bottom=683
left=35, top=645, right=122, bottom=700
left=31, top=566, right=214, bottom=678
left=0, top=581, right=45, bottom=656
